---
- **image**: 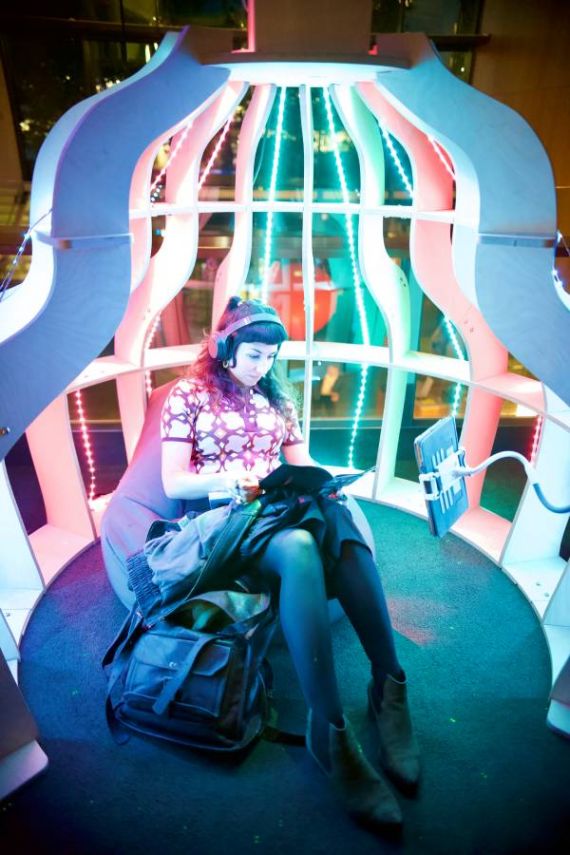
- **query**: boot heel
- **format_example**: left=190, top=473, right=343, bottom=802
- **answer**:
left=368, top=677, right=421, bottom=792
left=306, top=710, right=402, bottom=830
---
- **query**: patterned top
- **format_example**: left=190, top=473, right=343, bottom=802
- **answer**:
left=161, top=378, right=304, bottom=477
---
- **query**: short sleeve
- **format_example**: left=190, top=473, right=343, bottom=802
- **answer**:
left=160, top=380, right=200, bottom=443
left=281, top=399, right=304, bottom=447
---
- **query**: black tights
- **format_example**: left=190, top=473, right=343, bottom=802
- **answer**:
left=256, top=528, right=401, bottom=725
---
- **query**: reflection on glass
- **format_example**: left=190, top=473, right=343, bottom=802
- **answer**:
left=150, top=215, right=166, bottom=257
left=312, top=214, right=386, bottom=346
left=383, top=216, right=410, bottom=255
left=438, top=51, right=473, bottom=83
left=158, top=212, right=235, bottom=345
left=68, top=380, right=120, bottom=425
left=311, top=363, right=387, bottom=420
left=507, top=353, right=537, bottom=380
left=244, top=212, right=305, bottom=337
left=372, top=0, right=483, bottom=36
left=279, top=359, right=305, bottom=420
left=6, top=35, right=150, bottom=177
left=413, top=375, right=467, bottom=420
left=308, top=365, right=386, bottom=469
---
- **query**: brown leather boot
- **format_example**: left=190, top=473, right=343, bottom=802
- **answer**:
left=306, top=710, right=402, bottom=830
left=368, top=675, right=421, bottom=792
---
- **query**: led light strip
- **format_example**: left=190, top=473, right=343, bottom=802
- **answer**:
left=150, top=121, right=194, bottom=203
left=379, top=126, right=414, bottom=198
left=261, top=86, right=287, bottom=303
left=144, top=314, right=162, bottom=397
left=323, top=87, right=370, bottom=468
left=197, top=115, right=234, bottom=193
left=145, top=114, right=237, bottom=395
left=427, top=135, right=456, bottom=180
left=529, top=414, right=544, bottom=465
left=74, top=390, right=97, bottom=505
left=443, top=317, right=466, bottom=418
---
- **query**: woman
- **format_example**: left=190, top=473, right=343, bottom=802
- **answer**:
left=161, top=296, right=419, bottom=831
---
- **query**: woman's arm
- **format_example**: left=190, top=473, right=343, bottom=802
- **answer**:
left=162, top=442, right=237, bottom=500
left=281, top=441, right=318, bottom=467
left=162, top=442, right=261, bottom=502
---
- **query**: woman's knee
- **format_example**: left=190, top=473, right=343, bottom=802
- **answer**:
left=260, top=528, right=321, bottom=576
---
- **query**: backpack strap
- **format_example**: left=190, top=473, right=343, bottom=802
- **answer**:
left=151, top=634, right=213, bottom=716
left=102, top=607, right=146, bottom=743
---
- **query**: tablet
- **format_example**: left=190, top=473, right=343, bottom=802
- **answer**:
left=260, top=464, right=374, bottom=496
left=414, top=417, right=469, bottom=537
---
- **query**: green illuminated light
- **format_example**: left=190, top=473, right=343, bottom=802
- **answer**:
left=261, top=87, right=287, bottom=303
left=323, top=87, right=370, bottom=468
left=380, top=126, right=413, bottom=199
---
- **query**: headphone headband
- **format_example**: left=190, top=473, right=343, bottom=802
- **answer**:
left=208, top=311, right=287, bottom=360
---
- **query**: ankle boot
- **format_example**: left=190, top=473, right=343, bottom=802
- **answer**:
left=306, top=710, right=402, bottom=830
left=368, top=675, right=420, bottom=791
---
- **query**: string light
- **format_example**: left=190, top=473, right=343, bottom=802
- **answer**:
left=441, top=317, right=465, bottom=418
left=427, top=135, right=456, bottom=180
left=529, top=414, right=543, bottom=465
left=149, top=120, right=194, bottom=203
left=74, top=389, right=97, bottom=505
left=323, top=87, right=370, bottom=468
left=198, top=115, right=235, bottom=193
left=144, top=314, right=162, bottom=397
left=379, top=126, right=414, bottom=199
left=261, top=86, right=287, bottom=303
left=0, top=209, right=52, bottom=302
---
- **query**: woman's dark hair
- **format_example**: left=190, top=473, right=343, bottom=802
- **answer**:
left=188, top=297, right=298, bottom=414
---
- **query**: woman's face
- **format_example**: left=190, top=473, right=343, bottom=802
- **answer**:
left=228, top=341, right=279, bottom=387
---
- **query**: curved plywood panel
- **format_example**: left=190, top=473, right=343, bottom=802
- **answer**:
left=0, top=30, right=229, bottom=465
left=372, top=33, right=570, bottom=409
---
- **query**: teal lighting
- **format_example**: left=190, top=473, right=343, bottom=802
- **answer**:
left=323, top=87, right=370, bottom=469
left=379, top=125, right=414, bottom=199
left=261, top=86, right=287, bottom=303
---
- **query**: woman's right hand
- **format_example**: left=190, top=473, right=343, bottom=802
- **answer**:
left=233, top=473, right=262, bottom=504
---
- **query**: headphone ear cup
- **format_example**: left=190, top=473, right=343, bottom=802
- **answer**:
left=217, top=335, right=229, bottom=363
left=208, top=333, right=221, bottom=360
left=208, top=332, right=229, bottom=362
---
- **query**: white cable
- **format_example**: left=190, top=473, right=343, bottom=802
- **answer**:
left=450, top=451, right=570, bottom=514
left=452, top=450, right=537, bottom=484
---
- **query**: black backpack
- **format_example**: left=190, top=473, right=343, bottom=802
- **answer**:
left=102, top=588, right=288, bottom=752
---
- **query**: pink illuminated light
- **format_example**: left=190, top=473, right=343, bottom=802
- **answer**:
left=428, top=135, right=455, bottom=180
left=74, top=389, right=97, bottom=504
left=144, top=314, right=162, bottom=397
left=150, top=121, right=194, bottom=202
left=198, top=115, right=235, bottom=193
left=529, top=414, right=544, bottom=464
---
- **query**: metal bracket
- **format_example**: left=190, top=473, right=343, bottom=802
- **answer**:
left=419, top=446, right=467, bottom=501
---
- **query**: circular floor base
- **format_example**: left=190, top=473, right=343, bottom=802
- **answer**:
left=4, top=502, right=570, bottom=854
